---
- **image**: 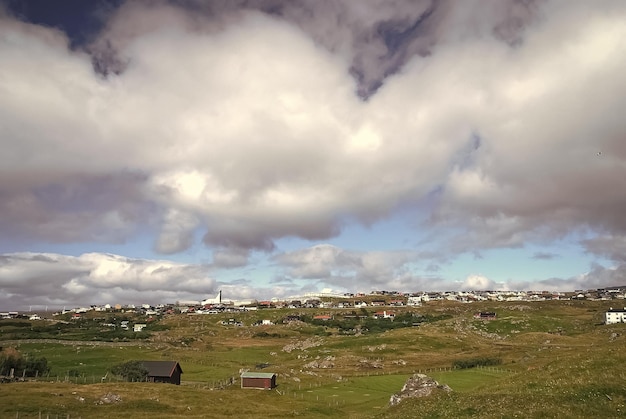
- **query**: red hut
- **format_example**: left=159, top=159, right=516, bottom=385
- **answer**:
left=240, top=371, right=277, bottom=390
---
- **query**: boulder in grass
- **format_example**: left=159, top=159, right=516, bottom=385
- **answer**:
left=389, top=373, right=452, bottom=406
left=97, top=393, right=122, bottom=404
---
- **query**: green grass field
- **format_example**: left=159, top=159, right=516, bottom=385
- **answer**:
left=1, top=300, right=625, bottom=418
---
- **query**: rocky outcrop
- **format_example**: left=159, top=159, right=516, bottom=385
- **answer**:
left=302, top=356, right=335, bottom=369
left=97, top=393, right=122, bottom=404
left=282, top=337, right=324, bottom=353
left=389, top=374, right=452, bottom=406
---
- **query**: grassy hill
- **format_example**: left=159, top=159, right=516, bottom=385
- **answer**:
left=1, top=300, right=625, bottom=418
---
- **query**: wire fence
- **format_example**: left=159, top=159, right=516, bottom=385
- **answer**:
left=11, top=414, right=82, bottom=419
left=4, top=366, right=516, bottom=418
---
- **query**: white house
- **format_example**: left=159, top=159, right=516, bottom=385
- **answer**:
left=373, top=310, right=395, bottom=320
left=134, top=323, right=147, bottom=332
left=605, top=307, right=626, bottom=324
left=407, top=296, right=422, bottom=306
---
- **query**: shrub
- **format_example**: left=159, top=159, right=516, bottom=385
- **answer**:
left=110, top=360, right=148, bottom=382
left=0, top=348, right=50, bottom=377
left=0, top=348, right=24, bottom=376
left=253, top=331, right=284, bottom=338
left=24, top=355, right=50, bottom=376
left=452, top=357, right=502, bottom=369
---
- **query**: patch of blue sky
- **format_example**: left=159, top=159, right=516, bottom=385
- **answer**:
left=435, top=241, right=607, bottom=286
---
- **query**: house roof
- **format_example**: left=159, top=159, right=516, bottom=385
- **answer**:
left=241, top=372, right=276, bottom=379
left=141, top=361, right=182, bottom=377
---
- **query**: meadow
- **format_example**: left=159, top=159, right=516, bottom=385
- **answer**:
left=1, top=299, right=625, bottom=418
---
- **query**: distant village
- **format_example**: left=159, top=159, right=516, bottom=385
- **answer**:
left=1, top=285, right=625, bottom=390
left=2, top=286, right=626, bottom=321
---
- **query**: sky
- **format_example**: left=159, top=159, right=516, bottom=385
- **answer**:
left=1, top=0, right=625, bottom=310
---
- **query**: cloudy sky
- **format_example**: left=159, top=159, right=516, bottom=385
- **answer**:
left=1, top=0, right=625, bottom=310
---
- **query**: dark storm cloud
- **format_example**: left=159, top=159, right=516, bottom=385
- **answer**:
left=532, top=252, right=559, bottom=260
left=0, top=172, right=151, bottom=243
left=583, top=236, right=626, bottom=262
left=89, top=0, right=543, bottom=97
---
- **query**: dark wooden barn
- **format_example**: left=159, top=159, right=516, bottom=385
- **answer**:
left=141, top=361, right=183, bottom=385
left=240, top=371, right=277, bottom=390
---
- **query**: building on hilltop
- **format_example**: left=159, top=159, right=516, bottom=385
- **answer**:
left=201, top=290, right=222, bottom=306
left=605, top=307, right=626, bottom=324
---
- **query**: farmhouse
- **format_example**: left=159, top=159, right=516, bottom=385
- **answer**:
left=241, top=371, right=277, bottom=390
left=605, top=307, right=626, bottom=324
left=407, top=296, right=422, bottom=306
left=141, top=361, right=183, bottom=385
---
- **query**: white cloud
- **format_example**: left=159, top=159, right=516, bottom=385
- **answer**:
left=3, top=2, right=625, bottom=255
left=1, top=1, right=626, bottom=299
left=461, top=274, right=497, bottom=291
left=0, top=252, right=216, bottom=309
left=274, top=244, right=447, bottom=292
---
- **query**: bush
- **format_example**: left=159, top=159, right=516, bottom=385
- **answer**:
left=110, top=360, right=148, bottom=382
left=0, top=348, right=24, bottom=376
left=253, top=331, right=284, bottom=338
left=0, top=348, right=50, bottom=377
left=452, top=357, right=502, bottom=369
left=24, top=355, right=50, bottom=376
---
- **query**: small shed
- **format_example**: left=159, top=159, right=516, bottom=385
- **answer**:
left=474, top=312, right=496, bottom=320
left=241, top=371, right=277, bottom=390
left=141, top=361, right=183, bottom=385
